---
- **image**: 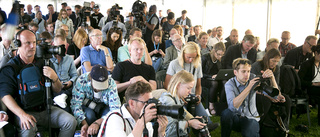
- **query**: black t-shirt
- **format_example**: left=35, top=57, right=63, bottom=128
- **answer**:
left=90, top=13, right=104, bottom=29
left=146, top=40, right=166, bottom=58
left=19, top=14, right=32, bottom=24
left=67, top=42, right=81, bottom=68
left=112, top=60, right=155, bottom=83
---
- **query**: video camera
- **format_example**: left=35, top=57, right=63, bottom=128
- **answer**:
left=254, top=76, right=279, bottom=97
left=110, top=4, right=122, bottom=21
left=146, top=98, right=184, bottom=120
left=36, top=38, right=64, bottom=59
left=131, top=0, right=145, bottom=29
left=79, top=2, right=92, bottom=28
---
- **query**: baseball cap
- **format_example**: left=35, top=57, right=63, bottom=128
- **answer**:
left=93, top=4, right=99, bottom=9
left=90, top=65, right=109, bottom=90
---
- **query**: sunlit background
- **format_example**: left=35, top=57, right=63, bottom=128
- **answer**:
left=0, top=0, right=319, bottom=50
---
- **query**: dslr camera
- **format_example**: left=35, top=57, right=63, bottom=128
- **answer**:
left=193, top=116, right=211, bottom=137
left=254, top=76, right=279, bottom=97
left=36, top=38, right=63, bottom=59
left=83, top=98, right=106, bottom=116
left=146, top=98, right=184, bottom=120
left=184, top=94, right=199, bottom=115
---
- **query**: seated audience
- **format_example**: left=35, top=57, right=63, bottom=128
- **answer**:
left=224, top=29, right=239, bottom=50
left=28, top=23, right=40, bottom=40
left=207, top=26, right=224, bottom=47
left=283, top=35, right=317, bottom=71
left=117, top=28, right=152, bottom=65
left=50, top=35, right=78, bottom=113
left=256, top=38, right=280, bottom=61
left=67, top=28, right=88, bottom=68
left=165, top=28, right=178, bottom=49
left=198, top=32, right=212, bottom=55
left=102, top=27, right=123, bottom=63
left=222, top=35, right=257, bottom=69
left=201, top=42, right=226, bottom=115
left=71, top=65, right=121, bottom=137
left=146, top=29, right=166, bottom=72
left=298, top=44, right=320, bottom=125
left=45, top=22, right=55, bottom=38
left=80, top=29, right=114, bottom=73
left=279, top=31, right=296, bottom=57
left=98, top=81, right=168, bottom=137
left=173, top=25, right=186, bottom=43
left=163, top=34, right=184, bottom=69
left=253, top=36, right=261, bottom=52
left=164, top=42, right=215, bottom=126
left=54, top=9, right=74, bottom=41
left=0, top=29, right=77, bottom=137
left=187, top=25, right=200, bottom=43
left=113, top=37, right=156, bottom=102
left=159, top=70, right=218, bottom=136
left=32, top=11, right=46, bottom=35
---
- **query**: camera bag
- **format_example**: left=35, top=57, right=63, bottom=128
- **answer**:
left=5, top=57, right=45, bottom=110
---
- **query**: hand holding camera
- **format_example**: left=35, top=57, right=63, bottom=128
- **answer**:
left=141, top=103, right=157, bottom=123
left=188, top=116, right=206, bottom=130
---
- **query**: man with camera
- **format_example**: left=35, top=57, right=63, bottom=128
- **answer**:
left=143, top=5, right=159, bottom=44
left=221, top=58, right=286, bottom=137
left=71, top=64, right=121, bottom=136
left=0, top=29, right=77, bottom=136
left=98, top=81, right=168, bottom=137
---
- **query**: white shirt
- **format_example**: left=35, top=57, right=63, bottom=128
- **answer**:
left=98, top=105, right=153, bottom=137
left=207, top=36, right=222, bottom=47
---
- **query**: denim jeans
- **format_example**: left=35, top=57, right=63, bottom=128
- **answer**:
left=185, top=102, right=213, bottom=125
left=82, top=105, right=110, bottom=125
left=15, top=106, right=77, bottom=137
left=221, top=109, right=260, bottom=137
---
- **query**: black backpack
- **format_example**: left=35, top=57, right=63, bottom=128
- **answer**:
left=5, top=58, right=46, bottom=110
left=280, top=65, right=302, bottom=97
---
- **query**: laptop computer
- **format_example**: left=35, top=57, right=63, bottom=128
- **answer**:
left=213, top=69, right=234, bottom=81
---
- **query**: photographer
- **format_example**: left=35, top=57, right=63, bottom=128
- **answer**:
left=143, top=5, right=159, bottom=44
left=0, top=29, right=77, bottom=136
left=101, top=4, right=126, bottom=41
left=159, top=70, right=214, bottom=137
left=71, top=65, right=121, bottom=136
left=98, top=81, right=168, bottom=137
left=221, top=58, right=262, bottom=137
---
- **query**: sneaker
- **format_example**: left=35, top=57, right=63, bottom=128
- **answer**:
left=207, top=122, right=220, bottom=131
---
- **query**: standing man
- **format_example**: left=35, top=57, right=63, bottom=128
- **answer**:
left=80, top=29, right=114, bottom=73
left=221, top=58, right=261, bottom=137
left=278, top=31, right=296, bottom=57
left=19, top=4, right=32, bottom=29
left=222, top=35, right=257, bottom=69
left=112, top=37, right=156, bottom=102
left=71, top=65, right=121, bottom=137
left=0, top=29, right=77, bottom=137
left=32, top=5, right=46, bottom=20
left=61, top=2, right=67, bottom=10
left=143, top=5, right=159, bottom=44
left=176, top=10, right=192, bottom=36
left=26, top=4, right=35, bottom=19
left=90, top=4, right=104, bottom=29
left=46, top=4, right=58, bottom=25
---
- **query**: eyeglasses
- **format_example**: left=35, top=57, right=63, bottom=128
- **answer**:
left=132, top=99, right=148, bottom=104
left=307, top=41, right=316, bottom=47
left=215, top=52, right=224, bottom=57
left=173, top=38, right=182, bottom=42
left=91, top=35, right=103, bottom=38
left=67, top=9, right=71, bottom=11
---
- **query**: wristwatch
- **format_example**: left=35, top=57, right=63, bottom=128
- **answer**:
left=105, top=53, right=110, bottom=57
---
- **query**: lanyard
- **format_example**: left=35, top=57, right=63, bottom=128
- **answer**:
left=147, top=14, right=154, bottom=22
left=153, top=42, right=159, bottom=51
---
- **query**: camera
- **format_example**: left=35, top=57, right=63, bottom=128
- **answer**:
left=36, top=38, right=63, bottom=59
left=131, top=0, right=145, bottom=29
left=83, top=98, right=106, bottom=116
left=184, top=94, right=199, bottom=115
left=110, top=4, right=122, bottom=21
left=79, top=2, right=92, bottom=28
left=193, top=116, right=211, bottom=137
left=254, top=76, right=279, bottom=97
left=147, top=98, right=184, bottom=120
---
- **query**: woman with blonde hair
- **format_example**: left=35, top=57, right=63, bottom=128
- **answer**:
left=164, top=42, right=218, bottom=131
left=67, top=28, right=88, bottom=68
left=54, top=9, right=74, bottom=40
left=159, top=70, right=210, bottom=136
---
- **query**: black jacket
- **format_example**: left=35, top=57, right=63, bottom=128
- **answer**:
left=201, top=53, right=221, bottom=79
left=283, top=46, right=313, bottom=69
left=222, top=43, right=257, bottom=69
left=298, top=57, right=317, bottom=89
left=176, top=17, right=192, bottom=36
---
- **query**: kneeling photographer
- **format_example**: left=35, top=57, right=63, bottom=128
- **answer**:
left=98, top=81, right=168, bottom=137
left=71, top=65, right=121, bottom=136
left=159, top=70, right=218, bottom=137
left=251, top=49, right=291, bottom=136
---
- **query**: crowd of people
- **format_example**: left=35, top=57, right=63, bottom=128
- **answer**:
left=0, top=1, right=320, bottom=137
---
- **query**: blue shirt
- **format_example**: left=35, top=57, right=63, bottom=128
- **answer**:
left=50, top=55, right=78, bottom=83
left=224, top=74, right=260, bottom=121
left=80, top=45, right=113, bottom=73
left=70, top=72, right=121, bottom=124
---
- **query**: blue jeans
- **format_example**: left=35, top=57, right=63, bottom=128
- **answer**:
left=221, top=109, right=260, bottom=137
left=152, top=57, right=163, bottom=72
left=185, top=103, right=213, bottom=125
left=82, top=105, right=110, bottom=125
left=15, top=106, right=77, bottom=137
